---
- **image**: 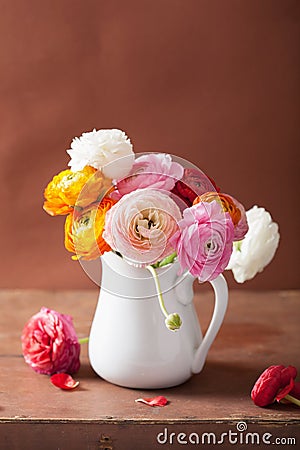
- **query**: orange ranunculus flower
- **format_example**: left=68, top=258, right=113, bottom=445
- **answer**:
left=43, top=166, right=113, bottom=216
left=194, top=192, right=241, bottom=225
left=64, top=197, right=116, bottom=260
left=193, top=192, right=249, bottom=241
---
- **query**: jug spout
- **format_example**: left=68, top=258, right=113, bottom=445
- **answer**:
left=175, top=271, right=196, bottom=306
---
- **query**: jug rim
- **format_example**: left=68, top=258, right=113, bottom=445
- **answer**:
left=101, top=250, right=181, bottom=273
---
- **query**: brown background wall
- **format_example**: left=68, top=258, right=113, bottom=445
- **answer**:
left=0, top=0, right=299, bottom=290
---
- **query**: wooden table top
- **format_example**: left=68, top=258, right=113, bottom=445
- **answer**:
left=0, top=289, right=299, bottom=449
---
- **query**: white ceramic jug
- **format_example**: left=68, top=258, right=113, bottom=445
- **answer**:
left=89, top=251, right=228, bottom=389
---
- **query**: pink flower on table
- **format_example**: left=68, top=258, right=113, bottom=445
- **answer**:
left=112, top=153, right=184, bottom=199
left=103, top=188, right=182, bottom=267
left=170, top=201, right=234, bottom=282
left=21, top=307, right=80, bottom=375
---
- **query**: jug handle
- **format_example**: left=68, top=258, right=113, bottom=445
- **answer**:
left=192, top=274, right=228, bottom=374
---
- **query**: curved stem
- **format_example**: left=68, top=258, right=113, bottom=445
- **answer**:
left=284, top=394, right=300, bottom=407
left=146, top=265, right=169, bottom=318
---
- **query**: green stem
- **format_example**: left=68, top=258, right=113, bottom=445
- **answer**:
left=78, top=337, right=89, bottom=345
left=146, top=265, right=169, bottom=319
left=284, top=394, right=300, bottom=407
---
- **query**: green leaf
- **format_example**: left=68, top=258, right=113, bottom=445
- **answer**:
left=234, top=241, right=243, bottom=252
left=152, top=252, right=177, bottom=268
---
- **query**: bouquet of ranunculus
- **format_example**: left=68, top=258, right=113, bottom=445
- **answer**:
left=43, top=128, right=280, bottom=330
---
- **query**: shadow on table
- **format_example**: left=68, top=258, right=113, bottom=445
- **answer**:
left=167, top=360, right=299, bottom=413
left=165, top=360, right=258, bottom=397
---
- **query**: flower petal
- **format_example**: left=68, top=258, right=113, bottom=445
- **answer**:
left=290, top=382, right=300, bottom=400
left=276, top=377, right=295, bottom=402
left=50, top=373, right=79, bottom=390
left=135, top=396, right=168, bottom=407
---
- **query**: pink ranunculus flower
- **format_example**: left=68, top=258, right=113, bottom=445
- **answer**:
left=21, top=307, right=80, bottom=375
left=194, top=192, right=248, bottom=241
left=170, top=201, right=234, bottom=282
left=103, top=188, right=182, bottom=266
left=112, top=153, right=184, bottom=199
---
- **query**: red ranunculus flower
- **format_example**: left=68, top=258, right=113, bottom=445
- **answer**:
left=251, top=365, right=297, bottom=407
left=171, top=168, right=220, bottom=206
left=21, top=307, right=80, bottom=375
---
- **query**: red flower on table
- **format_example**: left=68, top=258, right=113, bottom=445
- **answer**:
left=251, top=365, right=300, bottom=407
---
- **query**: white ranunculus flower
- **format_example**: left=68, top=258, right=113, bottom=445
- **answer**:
left=67, top=128, right=134, bottom=179
left=226, top=205, right=280, bottom=283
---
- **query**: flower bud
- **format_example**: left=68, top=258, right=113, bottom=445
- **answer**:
left=165, top=313, right=182, bottom=332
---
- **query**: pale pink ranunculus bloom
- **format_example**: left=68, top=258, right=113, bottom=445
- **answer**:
left=112, top=153, right=184, bottom=199
left=103, top=188, right=182, bottom=266
left=21, top=307, right=80, bottom=375
left=170, top=201, right=234, bottom=282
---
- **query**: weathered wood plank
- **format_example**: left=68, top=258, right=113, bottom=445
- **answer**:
left=0, top=290, right=299, bottom=449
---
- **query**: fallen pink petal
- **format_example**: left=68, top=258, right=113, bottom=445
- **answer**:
left=135, top=396, right=168, bottom=407
left=50, top=373, right=79, bottom=390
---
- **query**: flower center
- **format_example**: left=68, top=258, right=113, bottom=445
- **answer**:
left=75, top=211, right=95, bottom=233
left=60, top=172, right=81, bottom=189
left=206, top=239, right=217, bottom=254
left=81, top=217, right=90, bottom=226
left=131, top=208, right=163, bottom=242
